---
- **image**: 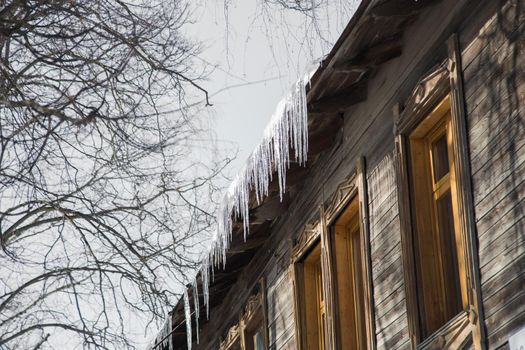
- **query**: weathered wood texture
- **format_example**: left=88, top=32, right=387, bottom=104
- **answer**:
left=368, top=153, right=411, bottom=350
left=461, top=0, right=525, bottom=348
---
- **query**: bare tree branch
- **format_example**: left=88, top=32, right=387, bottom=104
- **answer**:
left=0, top=0, right=229, bottom=349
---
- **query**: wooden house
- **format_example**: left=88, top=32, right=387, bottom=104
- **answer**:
left=150, top=0, right=525, bottom=349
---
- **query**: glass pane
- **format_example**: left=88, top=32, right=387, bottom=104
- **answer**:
left=436, top=191, right=462, bottom=319
left=431, top=134, right=449, bottom=183
left=254, top=329, right=265, bottom=350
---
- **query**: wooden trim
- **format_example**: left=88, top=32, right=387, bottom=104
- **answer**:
left=323, top=165, right=376, bottom=350
left=292, top=222, right=321, bottom=263
left=239, top=281, right=267, bottom=350
left=291, top=222, right=323, bottom=350
left=219, top=323, right=241, bottom=350
left=356, top=157, right=377, bottom=350
left=394, top=34, right=486, bottom=349
left=324, top=172, right=358, bottom=226
left=395, top=65, right=450, bottom=136
left=417, top=312, right=471, bottom=350
left=320, top=206, right=337, bottom=350
left=291, top=263, right=307, bottom=350
left=446, top=33, right=486, bottom=350
left=220, top=283, right=267, bottom=350
left=259, top=278, right=269, bottom=350
left=394, top=131, right=421, bottom=348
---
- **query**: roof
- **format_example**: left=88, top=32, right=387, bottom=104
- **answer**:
left=151, top=0, right=441, bottom=347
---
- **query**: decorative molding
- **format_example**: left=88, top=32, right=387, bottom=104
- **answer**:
left=219, top=323, right=240, bottom=350
left=241, top=292, right=262, bottom=325
left=292, top=222, right=321, bottom=262
left=395, top=63, right=450, bottom=135
left=324, top=172, right=357, bottom=225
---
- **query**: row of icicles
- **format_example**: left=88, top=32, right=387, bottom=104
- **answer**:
left=152, top=67, right=314, bottom=350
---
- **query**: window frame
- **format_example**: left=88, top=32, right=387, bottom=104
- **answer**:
left=220, top=280, right=269, bottom=350
left=292, top=158, right=375, bottom=350
left=240, top=280, right=269, bottom=350
left=394, top=35, right=486, bottom=350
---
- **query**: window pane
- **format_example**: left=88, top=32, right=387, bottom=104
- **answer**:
left=431, top=134, right=449, bottom=182
left=253, top=329, right=265, bottom=350
left=436, top=191, right=462, bottom=319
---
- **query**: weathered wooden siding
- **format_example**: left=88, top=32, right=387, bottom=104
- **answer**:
left=462, top=0, right=525, bottom=348
left=368, top=153, right=410, bottom=350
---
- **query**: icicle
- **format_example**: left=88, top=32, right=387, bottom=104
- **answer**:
left=192, top=277, right=200, bottom=344
left=183, top=289, right=192, bottom=350
left=157, top=314, right=172, bottom=350
left=201, top=256, right=210, bottom=319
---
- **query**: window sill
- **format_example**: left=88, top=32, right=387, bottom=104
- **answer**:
left=417, top=311, right=472, bottom=350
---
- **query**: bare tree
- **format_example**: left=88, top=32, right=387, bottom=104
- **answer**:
left=0, top=0, right=229, bottom=349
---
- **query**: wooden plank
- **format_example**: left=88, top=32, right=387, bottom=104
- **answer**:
left=468, top=107, right=524, bottom=170
left=486, top=309, right=525, bottom=349
left=460, top=0, right=519, bottom=70
left=485, top=291, right=525, bottom=346
left=481, top=253, right=525, bottom=301
left=369, top=192, right=399, bottom=236
left=370, top=0, right=439, bottom=17
left=476, top=168, right=525, bottom=242
left=333, top=34, right=403, bottom=72
left=464, top=36, right=525, bottom=105
left=471, top=141, right=525, bottom=206
left=476, top=192, right=525, bottom=243
left=308, top=81, right=368, bottom=114
left=372, top=214, right=401, bottom=255
left=376, top=317, right=410, bottom=350
left=483, top=270, right=525, bottom=319
left=373, top=261, right=405, bottom=305
left=375, top=298, right=409, bottom=335
left=465, top=67, right=525, bottom=134
left=372, top=243, right=402, bottom=285
left=371, top=215, right=401, bottom=258
left=374, top=283, right=407, bottom=320
left=462, top=0, right=525, bottom=77
left=480, top=225, right=525, bottom=283
left=479, top=219, right=525, bottom=276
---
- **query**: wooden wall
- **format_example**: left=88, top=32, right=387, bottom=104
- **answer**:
left=367, top=154, right=410, bottom=350
left=462, top=0, right=525, bottom=348
left=193, top=1, right=525, bottom=349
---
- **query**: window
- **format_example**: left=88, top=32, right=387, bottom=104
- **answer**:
left=408, top=95, right=468, bottom=339
left=243, top=313, right=266, bottom=350
left=221, top=282, right=268, bottom=350
left=332, top=196, right=367, bottom=349
left=301, top=243, right=326, bottom=350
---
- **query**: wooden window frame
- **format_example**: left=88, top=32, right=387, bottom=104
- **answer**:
left=292, top=227, right=324, bottom=350
left=220, top=280, right=269, bottom=350
left=292, top=158, right=375, bottom=350
left=394, top=35, right=486, bottom=350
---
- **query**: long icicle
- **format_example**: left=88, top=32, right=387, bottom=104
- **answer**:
left=183, top=289, right=192, bottom=350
